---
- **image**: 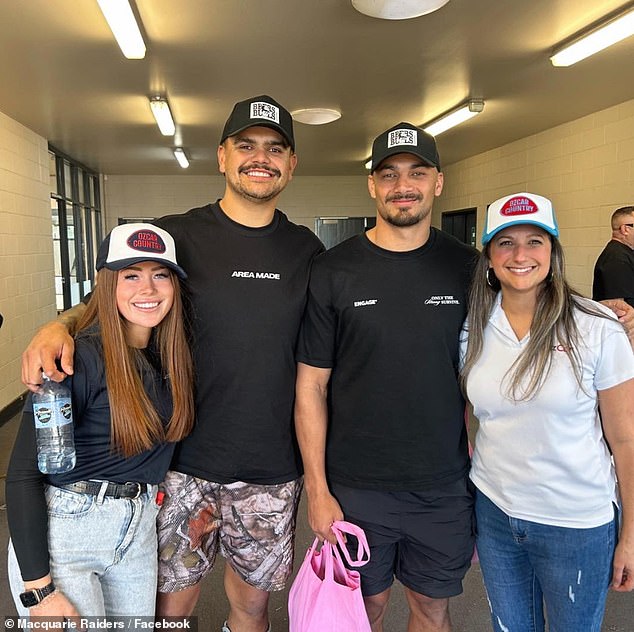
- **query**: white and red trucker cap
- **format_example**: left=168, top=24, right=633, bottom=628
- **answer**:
left=96, top=223, right=187, bottom=279
left=482, top=192, right=559, bottom=246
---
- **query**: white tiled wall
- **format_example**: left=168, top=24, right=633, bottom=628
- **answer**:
left=436, top=99, right=634, bottom=296
left=0, top=111, right=53, bottom=410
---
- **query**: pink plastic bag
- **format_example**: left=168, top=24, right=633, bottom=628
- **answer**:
left=288, top=520, right=372, bottom=632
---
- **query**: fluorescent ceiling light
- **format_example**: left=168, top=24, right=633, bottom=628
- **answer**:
left=96, top=0, right=146, bottom=59
left=292, top=108, right=342, bottom=125
left=352, top=0, right=450, bottom=20
left=550, top=7, right=634, bottom=67
left=173, top=148, right=189, bottom=169
left=149, top=97, right=176, bottom=136
left=424, top=99, right=484, bottom=136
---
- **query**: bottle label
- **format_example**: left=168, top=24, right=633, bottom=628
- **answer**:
left=33, top=399, right=73, bottom=429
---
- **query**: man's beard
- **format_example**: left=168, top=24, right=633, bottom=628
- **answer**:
left=382, top=194, right=429, bottom=227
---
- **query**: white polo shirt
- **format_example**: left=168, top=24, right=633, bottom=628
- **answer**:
left=463, top=294, right=634, bottom=528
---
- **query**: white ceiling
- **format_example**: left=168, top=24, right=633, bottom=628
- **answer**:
left=1, top=0, right=633, bottom=176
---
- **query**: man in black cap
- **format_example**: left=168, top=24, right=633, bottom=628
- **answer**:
left=21, top=95, right=323, bottom=632
left=295, top=123, right=476, bottom=632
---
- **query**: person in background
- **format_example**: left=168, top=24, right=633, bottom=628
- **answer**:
left=20, top=95, right=323, bottom=632
left=593, top=205, right=634, bottom=307
left=7, top=223, right=194, bottom=617
left=461, top=192, right=634, bottom=632
left=295, top=122, right=477, bottom=632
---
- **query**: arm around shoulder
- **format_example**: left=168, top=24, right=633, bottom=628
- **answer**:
left=21, top=303, right=87, bottom=390
left=600, top=299, right=634, bottom=349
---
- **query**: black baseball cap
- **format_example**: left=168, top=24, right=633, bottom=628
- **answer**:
left=370, top=122, right=440, bottom=172
left=220, top=95, right=295, bottom=150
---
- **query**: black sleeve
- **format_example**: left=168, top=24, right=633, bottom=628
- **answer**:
left=5, top=399, right=50, bottom=582
left=296, top=255, right=338, bottom=369
left=594, top=254, right=634, bottom=306
left=6, top=341, right=93, bottom=582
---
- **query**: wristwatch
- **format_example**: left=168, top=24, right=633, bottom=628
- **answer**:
left=19, top=582, right=56, bottom=608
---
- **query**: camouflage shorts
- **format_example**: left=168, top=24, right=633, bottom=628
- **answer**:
left=157, top=471, right=302, bottom=593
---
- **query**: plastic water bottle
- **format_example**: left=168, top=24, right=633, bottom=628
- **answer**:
left=32, top=374, right=76, bottom=474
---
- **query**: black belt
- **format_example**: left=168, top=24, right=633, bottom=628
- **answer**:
left=57, top=480, right=148, bottom=499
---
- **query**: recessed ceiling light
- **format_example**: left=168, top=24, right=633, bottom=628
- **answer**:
left=291, top=108, right=342, bottom=125
left=352, top=0, right=451, bottom=20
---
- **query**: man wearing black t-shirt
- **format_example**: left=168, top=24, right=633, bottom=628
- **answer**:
left=21, top=96, right=323, bottom=632
left=593, top=205, right=634, bottom=307
left=295, top=123, right=477, bottom=632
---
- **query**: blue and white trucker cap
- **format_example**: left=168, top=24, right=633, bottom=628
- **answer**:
left=482, top=192, right=559, bottom=246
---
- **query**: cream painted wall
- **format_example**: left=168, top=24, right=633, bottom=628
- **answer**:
left=0, top=111, right=53, bottom=410
left=2, top=98, right=634, bottom=411
left=103, top=174, right=372, bottom=232
left=436, top=99, right=634, bottom=296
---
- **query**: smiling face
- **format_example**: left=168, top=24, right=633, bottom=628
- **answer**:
left=368, top=153, right=443, bottom=228
left=488, top=225, right=552, bottom=298
left=217, top=126, right=297, bottom=204
left=115, top=261, right=175, bottom=347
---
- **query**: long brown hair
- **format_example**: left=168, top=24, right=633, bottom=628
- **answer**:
left=461, top=237, right=614, bottom=401
left=77, top=267, right=194, bottom=456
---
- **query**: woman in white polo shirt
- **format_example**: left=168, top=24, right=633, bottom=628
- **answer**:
left=460, top=192, right=634, bottom=632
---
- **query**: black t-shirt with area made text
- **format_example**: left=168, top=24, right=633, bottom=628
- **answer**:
left=157, top=202, right=324, bottom=484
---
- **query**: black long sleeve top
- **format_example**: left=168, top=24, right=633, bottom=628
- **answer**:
left=6, top=327, right=175, bottom=581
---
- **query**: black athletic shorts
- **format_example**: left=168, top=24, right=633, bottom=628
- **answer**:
left=331, top=476, right=475, bottom=599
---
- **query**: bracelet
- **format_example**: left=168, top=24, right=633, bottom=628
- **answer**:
left=32, top=589, right=58, bottom=609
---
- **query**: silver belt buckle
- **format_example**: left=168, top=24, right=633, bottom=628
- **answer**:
left=125, top=482, right=142, bottom=499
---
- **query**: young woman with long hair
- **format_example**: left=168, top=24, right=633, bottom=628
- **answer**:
left=461, top=193, right=634, bottom=631
left=7, top=223, right=194, bottom=618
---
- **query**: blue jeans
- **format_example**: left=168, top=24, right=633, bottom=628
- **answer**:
left=9, top=483, right=160, bottom=617
left=475, top=489, right=617, bottom=632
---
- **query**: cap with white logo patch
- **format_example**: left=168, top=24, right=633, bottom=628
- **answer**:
left=220, top=95, right=295, bottom=150
left=370, top=122, right=440, bottom=172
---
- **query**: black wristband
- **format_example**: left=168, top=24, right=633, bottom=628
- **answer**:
left=19, top=582, right=56, bottom=608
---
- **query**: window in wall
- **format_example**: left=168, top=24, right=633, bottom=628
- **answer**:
left=49, top=147, right=103, bottom=312
left=441, top=208, right=476, bottom=247
left=315, top=217, right=376, bottom=250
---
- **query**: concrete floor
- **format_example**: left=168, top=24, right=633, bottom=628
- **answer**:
left=1, top=413, right=633, bottom=631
